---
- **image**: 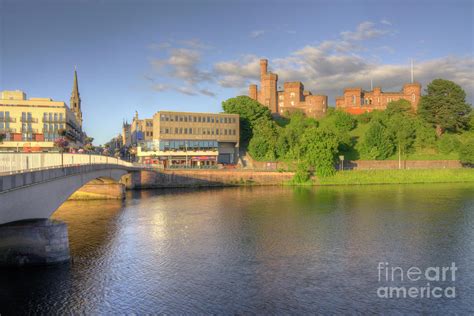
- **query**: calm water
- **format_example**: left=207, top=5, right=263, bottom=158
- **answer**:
left=1, top=184, right=474, bottom=314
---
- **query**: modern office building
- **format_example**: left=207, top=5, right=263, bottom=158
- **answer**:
left=0, top=70, right=85, bottom=151
left=136, top=110, right=240, bottom=167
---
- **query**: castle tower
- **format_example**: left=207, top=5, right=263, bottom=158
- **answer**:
left=260, top=59, right=268, bottom=79
left=258, top=59, right=278, bottom=114
left=403, top=83, right=422, bottom=110
left=70, top=68, right=83, bottom=128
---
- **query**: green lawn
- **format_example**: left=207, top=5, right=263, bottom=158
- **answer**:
left=314, top=169, right=474, bottom=186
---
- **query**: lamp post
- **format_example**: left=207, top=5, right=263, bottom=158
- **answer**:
left=339, top=155, right=345, bottom=171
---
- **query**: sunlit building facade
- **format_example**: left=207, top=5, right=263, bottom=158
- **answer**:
left=136, top=111, right=240, bottom=167
left=0, top=70, right=85, bottom=152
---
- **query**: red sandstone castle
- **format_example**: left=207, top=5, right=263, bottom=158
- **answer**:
left=248, top=59, right=328, bottom=118
left=249, top=58, right=422, bottom=116
left=335, top=83, right=422, bottom=115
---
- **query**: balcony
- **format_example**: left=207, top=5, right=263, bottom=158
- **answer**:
left=20, top=117, right=38, bottom=123
left=42, top=117, right=66, bottom=123
left=0, top=128, right=17, bottom=133
left=0, top=117, right=16, bottom=123
left=20, top=128, right=38, bottom=133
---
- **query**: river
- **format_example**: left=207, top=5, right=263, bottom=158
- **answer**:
left=1, top=184, right=474, bottom=314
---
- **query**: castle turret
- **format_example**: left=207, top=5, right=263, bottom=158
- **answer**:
left=403, top=82, right=422, bottom=110
left=260, top=59, right=268, bottom=78
left=249, top=84, right=258, bottom=100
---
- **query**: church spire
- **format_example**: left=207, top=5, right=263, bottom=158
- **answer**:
left=70, top=67, right=82, bottom=128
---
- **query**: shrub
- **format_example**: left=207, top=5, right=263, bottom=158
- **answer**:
left=360, top=120, right=394, bottom=159
left=437, top=133, right=461, bottom=154
left=459, top=139, right=474, bottom=164
left=292, top=162, right=311, bottom=184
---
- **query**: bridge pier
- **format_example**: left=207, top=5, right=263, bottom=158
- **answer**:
left=69, top=179, right=126, bottom=200
left=0, top=219, right=70, bottom=267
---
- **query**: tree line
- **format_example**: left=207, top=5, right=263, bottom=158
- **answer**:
left=223, top=79, right=474, bottom=182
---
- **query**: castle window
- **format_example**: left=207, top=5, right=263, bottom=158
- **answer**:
left=279, top=102, right=283, bottom=107
left=279, top=95, right=284, bottom=100
left=412, top=94, right=416, bottom=101
left=291, top=101, right=295, bottom=106
left=290, top=92, right=295, bottom=98
left=352, top=95, right=356, bottom=104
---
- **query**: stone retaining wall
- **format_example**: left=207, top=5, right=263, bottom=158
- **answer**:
left=122, top=169, right=294, bottom=189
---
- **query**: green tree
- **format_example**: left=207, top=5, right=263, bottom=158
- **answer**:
left=276, top=112, right=317, bottom=160
left=300, top=127, right=340, bottom=177
left=459, top=138, right=474, bottom=164
left=332, top=110, right=357, bottom=132
left=0, top=133, right=5, bottom=144
left=418, top=79, right=472, bottom=136
left=360, top=120, right=394, bottom=159
left=437, top=133, right=461, bottom=154
left=222, top=96, right=272, bottom=144
left=413, top=118, right=436, bottom=149
left=248, top=117, right=279, bottom=160
left=387, top=114, right=416, bottom=168
left=385, top=99, right=414, bottom=116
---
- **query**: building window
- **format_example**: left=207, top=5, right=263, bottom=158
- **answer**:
left=290, top=92, right=295, bottom=98
left=352, top=95, right=356, bottom=105
left=412, top=94, right=416, bottom=102
left=291, top=101, right=295, bottom=106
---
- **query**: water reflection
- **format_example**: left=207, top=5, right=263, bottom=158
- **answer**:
left=0, top=183, right=473, bottom=314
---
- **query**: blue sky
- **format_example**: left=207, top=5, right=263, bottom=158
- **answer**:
left=1, top=0, right=473, bottom=144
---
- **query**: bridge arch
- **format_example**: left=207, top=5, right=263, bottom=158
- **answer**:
left=0, top=166, right=129, bottom=225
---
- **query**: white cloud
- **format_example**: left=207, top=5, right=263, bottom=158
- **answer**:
left=250, top=30, right=265, bottom=38
left=212, top=21, right=473, bottom=103
left=341, top=21, right=389, bottom=41
left=147, top=41, right=215, bottom=96
left=145, top=22, right=473, bottom=103
left=381, top=19, right=392, bottom=26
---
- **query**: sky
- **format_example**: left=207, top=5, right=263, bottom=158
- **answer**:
left=1, top=0, right=473, bottom=145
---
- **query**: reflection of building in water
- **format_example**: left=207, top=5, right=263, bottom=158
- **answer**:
left=135, top=110, right=240, bottom=167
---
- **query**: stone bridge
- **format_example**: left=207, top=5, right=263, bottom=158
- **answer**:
left=0, top=153, right=145, bottom=266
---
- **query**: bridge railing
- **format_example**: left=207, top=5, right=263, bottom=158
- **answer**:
left=0, top=152, right=136, bottom=174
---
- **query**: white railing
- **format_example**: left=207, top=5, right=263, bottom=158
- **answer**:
left=0, top=152, right=135, bottom=174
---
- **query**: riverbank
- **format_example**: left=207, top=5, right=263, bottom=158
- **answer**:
left=313, top=169, right=474, bottom=186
